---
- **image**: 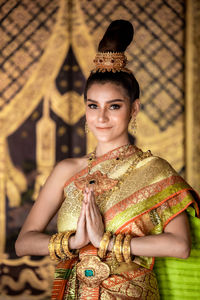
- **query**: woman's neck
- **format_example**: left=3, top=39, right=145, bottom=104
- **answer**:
left=95, top=139, right=130, bottom=157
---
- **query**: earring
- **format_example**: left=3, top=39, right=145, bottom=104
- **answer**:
left=85, top=122, right=89, bottom=134
left=128, top=117, right=137, bottom=135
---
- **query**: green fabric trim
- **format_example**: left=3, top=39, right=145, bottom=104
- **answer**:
left=107, top=182, right=190, bottom=231
left=54, top=268, right=72, bottom=280
left=150, top=223, right=163, bottom=234
left=65, top=265, right=77, bottom=300
left=160, top=193, right=193, bottom=226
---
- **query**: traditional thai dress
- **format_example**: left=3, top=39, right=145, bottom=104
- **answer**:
left=51, top=145, right=200, bottom=300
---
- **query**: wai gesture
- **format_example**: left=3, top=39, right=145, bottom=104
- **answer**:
left=70, top=187, right=104, bottom=250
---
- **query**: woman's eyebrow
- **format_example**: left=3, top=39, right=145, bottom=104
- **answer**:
left=87, top=99, right=125, bottom=103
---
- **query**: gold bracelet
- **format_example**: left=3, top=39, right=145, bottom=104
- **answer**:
left=111, top=234, right=116, bottom=258
left=114, top=233, right=124, bottom=262
left=61, top=230, right=78, bottom=259
left=48, top=234, right=60, bottom=262
left=54, top=232, right=66, bottom=260
left=98, top=231, right=112, bottom=259
left=122, top=234, right=132, bottom=263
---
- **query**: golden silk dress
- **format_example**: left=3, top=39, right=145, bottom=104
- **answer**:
left=51, top=145, right=200, bottom=300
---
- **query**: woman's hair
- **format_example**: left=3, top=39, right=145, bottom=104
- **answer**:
left=84, top=20, right=140, bottom=103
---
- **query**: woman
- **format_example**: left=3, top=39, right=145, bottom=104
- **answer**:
left=16, top=20, right=199, bottom=299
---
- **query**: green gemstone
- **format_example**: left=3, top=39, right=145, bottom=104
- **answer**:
left=85, top=269, right=94, bottom=277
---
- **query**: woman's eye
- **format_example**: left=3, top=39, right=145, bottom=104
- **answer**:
left=88, top=104, right=98, bottom=109
left=110, top=104, right=121, bottom=110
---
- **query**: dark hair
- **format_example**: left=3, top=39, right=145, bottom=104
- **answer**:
left=84, top=20, right=140, bottom=103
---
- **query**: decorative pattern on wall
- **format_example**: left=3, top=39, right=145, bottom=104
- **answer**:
left=186, top=0, right=200, bottom=192
left=1, top=0, right=198, bottom=298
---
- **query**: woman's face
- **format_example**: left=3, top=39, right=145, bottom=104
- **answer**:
left=86, top=82, right=136, bottom=144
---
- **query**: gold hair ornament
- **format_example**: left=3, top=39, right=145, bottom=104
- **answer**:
left=92, top=52, right=132, bottom=74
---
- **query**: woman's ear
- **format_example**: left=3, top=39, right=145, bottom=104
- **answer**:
left=131, top=98, right=140, bottom=118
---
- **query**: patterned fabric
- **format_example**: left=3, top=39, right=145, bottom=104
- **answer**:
left=52, top=144, right=200, bottom=299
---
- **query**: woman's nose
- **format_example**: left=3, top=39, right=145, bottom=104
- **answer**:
left=98, top=109, right=108, bottom=122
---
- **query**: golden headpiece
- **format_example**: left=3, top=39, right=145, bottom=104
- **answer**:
left=92, top=52, right=132, bottom=74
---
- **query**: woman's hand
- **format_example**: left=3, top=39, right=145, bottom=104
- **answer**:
left=69, top=198, right=89, bottom=250
left=85, top=187, right=104, bottom=248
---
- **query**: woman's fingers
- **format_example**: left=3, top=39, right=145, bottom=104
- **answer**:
left=88, top=189, right=99, bottom=222
left=78, top=201, right=86, bottom=226
left=86, top=200, right=92, bottom=227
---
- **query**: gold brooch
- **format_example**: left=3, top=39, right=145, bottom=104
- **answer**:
left=76, top=255, right=110, bottom=287
left=74, top=170, right=118, bottom=196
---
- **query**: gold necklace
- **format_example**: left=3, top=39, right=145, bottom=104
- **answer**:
left=74, top=144, right=152, bottom=198
left=87, top=143, right=131, bottom=176
left=74, top=144, right=132, bottom=194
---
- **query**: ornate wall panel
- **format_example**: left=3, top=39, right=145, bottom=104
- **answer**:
left=0, top=0, right=199, bottom=298
left=186, top=0, right=200, bottom=193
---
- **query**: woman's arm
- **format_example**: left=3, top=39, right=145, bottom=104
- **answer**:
left=84, top=187, right=191, bottom=259
left=131, top=211, right=191, bottom=259
left=15, top=160, right=76, bottom=257
left=107, top=211, right=191, bottom=259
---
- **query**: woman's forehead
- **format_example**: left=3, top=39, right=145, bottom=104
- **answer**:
left=87, top=82, right=129, bottom=101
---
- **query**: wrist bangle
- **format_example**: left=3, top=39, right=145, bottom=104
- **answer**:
left=114, top=233, right=124, bottom=262
left=61, top=230, right=78, bottom=259
left=111, top=234, right=116, bottom=255
left=98, top=231, right=112, bottom=259
left=122, top=234, right=132, bottom=263
left=48, top=234, right=60, bottom=262
left=54, top=232, right=66, bottom=260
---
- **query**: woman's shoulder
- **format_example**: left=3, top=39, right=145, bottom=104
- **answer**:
left=147, top=154, right=174, bottom=168
left=51, top=156, right=88, bottom=183
left=138, top=149, right=178, bottom=175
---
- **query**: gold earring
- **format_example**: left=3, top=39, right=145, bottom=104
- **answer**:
left=85, top=122, right=89, bottom=134
left=128, top=117, right=137, bottom=135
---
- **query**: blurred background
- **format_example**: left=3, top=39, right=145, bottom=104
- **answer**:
left=0, top=0, right=200, bottom=298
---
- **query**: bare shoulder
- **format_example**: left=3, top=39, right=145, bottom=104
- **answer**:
left=50, top=156, right=88, bottom=185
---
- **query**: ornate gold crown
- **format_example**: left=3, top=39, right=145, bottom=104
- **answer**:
left=92, top=52, right=132, bottom=74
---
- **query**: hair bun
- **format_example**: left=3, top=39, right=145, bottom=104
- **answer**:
left=98, top=20, right=134, bottom=53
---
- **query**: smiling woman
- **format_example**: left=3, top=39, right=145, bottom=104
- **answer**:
left=85, top=82, right=140, bottom=147
left=15, top=20, right=200, bottom=300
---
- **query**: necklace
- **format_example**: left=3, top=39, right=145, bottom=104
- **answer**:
left=74, top=144, right=152, bottom=198
left=87, top=143, right=131, bottom=175
left=74, top=144, right=134, bottom=195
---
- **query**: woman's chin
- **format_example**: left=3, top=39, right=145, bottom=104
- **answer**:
left=93, top=133, right=124, bottom=144
left=91, top=132, right=112, bottom=143
left=95, top=136, right=112, bottom=143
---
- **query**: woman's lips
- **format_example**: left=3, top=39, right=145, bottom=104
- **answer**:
left=96, top=127, right=112, bottom=130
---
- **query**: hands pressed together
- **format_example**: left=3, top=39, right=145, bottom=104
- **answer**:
left=69, top=186, right=105, bottom=250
